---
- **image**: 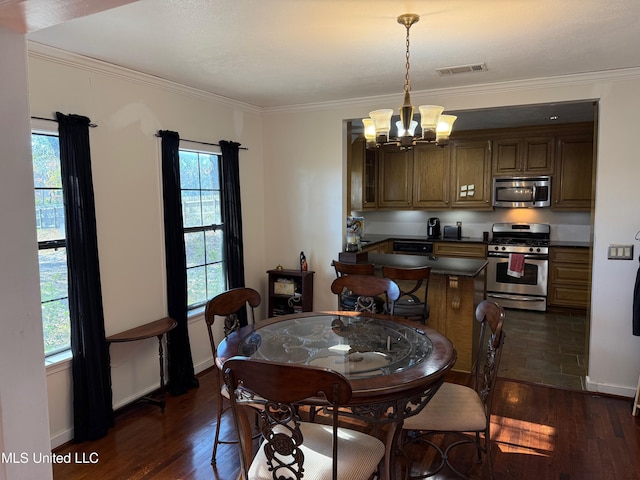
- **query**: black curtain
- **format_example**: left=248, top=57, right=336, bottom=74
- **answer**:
left=158, top=130, right=199, bottom=395
left=56, top=112, right=114, bottom=442
left=220, top=140, right=247, bottom=325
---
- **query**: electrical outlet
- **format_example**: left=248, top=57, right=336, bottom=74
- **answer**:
left=607, top=244, right=634, bottom=260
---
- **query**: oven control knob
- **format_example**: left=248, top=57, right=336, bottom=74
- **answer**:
left=501, top=246, right=506, bottom=251
left=529, top=247, right=534, bottom=253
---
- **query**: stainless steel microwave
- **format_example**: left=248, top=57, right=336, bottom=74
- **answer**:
left=493, top=176, right=551, bottom=208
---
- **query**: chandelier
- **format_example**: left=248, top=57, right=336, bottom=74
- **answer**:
left=363, top=14, right=456, bottom=150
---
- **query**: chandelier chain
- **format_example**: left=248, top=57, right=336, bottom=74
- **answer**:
left=404, top=23, right=411, bottom=94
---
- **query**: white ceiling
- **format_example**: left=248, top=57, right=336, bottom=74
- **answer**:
left=8, top=0, right=640, bottom=125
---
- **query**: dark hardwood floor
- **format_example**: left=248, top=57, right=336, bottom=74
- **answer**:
left=52, top=367, right=640, bottom=480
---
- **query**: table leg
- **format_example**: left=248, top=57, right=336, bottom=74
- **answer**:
left=157, top=333, right=166, bottom=411
left=139, top=334, right=167, bottom=411
left=382, top=420, right=402, bottom=480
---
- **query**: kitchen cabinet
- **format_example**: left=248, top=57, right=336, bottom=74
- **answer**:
left=548, top=247, right=591, bottom=309
left=361, top=240, right=391, bottom=254
left=413, top=143, right=450, bottom=209
left=449, top=139, right=492, bottom=209
left=492, top=134, right=554, bottom=175
left=552, top=129, right=594, bottom=211
left=266, top=269, right=314, bottom=317
left=348, top=136, right=377, bottom=211
left=433, top=241, right=486, bottom=259
left=377, top=145, right=413, bottom=208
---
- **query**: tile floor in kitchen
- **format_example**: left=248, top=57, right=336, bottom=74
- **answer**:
left=498, top=307, right=587, bottom=391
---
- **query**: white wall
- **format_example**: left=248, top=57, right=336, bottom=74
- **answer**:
left=261, top=71, right=640, bottom=398
left=0, top=29, right=53, bottom=479
left=27, top=44, right=266, bottom=447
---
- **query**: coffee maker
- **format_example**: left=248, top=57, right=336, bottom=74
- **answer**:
left=427, top=217, right=441, bottom=239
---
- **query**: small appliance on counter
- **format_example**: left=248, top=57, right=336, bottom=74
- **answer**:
left=443, top=225, right=462, bottom=240
left=427, top=217, right=441, bottom=239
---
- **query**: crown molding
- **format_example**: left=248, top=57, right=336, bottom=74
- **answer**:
left=27, top=41, right=262, bottom=114
left=263, top=67, right=640, bottom=115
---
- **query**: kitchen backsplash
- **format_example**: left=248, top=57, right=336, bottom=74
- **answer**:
left=353, top=209, right=591, bottom=242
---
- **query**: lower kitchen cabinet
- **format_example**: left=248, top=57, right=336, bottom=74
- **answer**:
left=361, top=240, right=390, bottom=254
left=433, top=241, right=486, bottom=259
left=548, top=247, right=591, bottom=309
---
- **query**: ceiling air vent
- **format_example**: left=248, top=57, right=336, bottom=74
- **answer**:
left=435, top=63, right=488, bottom=76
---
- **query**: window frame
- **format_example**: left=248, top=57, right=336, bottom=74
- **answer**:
left=179, top=140, right=227, bottom=311
left=32, top=119, right=71, bottom=358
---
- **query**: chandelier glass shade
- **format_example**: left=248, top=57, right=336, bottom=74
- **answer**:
left=363, top=14, right=456, bottom=150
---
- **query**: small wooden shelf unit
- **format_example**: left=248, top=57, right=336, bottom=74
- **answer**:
left=266, top=269, right=314, bottom=317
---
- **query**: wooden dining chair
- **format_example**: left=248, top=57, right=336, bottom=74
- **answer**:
left=401, top=300, right=506, bottom=480
left=223, top=357, right=385, bottom=480
left=382, top=265, right=432, bottom=324
left=330, top=274, right=400, bottom=315
left=204, top=287, right=261, bottom=465
left=331, top=260, right=377, bottom=310
left=332, top=259, right=375, bottom=276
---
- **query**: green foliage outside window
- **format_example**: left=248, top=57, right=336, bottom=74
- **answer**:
left=33, top=133, right=71, bottom=356
left=180, top=150, right=226, bottom=308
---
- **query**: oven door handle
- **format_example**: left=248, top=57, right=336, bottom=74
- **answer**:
left=487, top=293, right=546, bottom=302
left=488, top=253, right=547, bottom=260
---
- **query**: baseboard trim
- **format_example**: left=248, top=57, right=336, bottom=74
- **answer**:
left=585, top=375, right=636, bottom=398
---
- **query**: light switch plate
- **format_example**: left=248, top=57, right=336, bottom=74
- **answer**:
left=607, top=244, right=634, bottom=260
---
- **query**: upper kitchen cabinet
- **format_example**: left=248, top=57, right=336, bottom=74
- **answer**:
left=413, top=144, right=450, bottom=209
left=450, top=139, right=492, bottom=209
left=348, top=136, right=377, bottom=211
left=552, top=124, right=595, bottom=211
left=377, top=145, right=413, bottom=208
left=492, top=132, right=554, bottom=176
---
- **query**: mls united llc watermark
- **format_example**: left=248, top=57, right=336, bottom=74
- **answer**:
left=1, top=451, right=99, bottom=464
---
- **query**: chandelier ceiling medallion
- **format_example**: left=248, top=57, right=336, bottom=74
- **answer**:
left=363, top=13, right=456, bottom=150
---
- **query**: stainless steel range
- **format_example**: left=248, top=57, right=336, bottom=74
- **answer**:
left=486, top=223, right=550, bottom=311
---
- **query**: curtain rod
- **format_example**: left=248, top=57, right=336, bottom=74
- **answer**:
left=31, top=116, right=98, bottom=128
left=154, top=133, right=248, bottom=151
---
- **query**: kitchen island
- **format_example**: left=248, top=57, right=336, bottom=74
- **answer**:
left=366, top=253, right=487, bottom=372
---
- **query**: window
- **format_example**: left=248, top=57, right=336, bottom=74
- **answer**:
left=32, top=130, right=70, bottom=356
left=179, top=147, right=227, bottom=310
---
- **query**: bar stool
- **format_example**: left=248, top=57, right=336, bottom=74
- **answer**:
left=382, top=265, right=431, bottom=324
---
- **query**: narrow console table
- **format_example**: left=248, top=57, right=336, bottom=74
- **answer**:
left=106, top=317, right=177, bottom=411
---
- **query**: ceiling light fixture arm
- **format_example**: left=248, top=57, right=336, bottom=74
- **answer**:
left=362, top=13, right=456, bottom=151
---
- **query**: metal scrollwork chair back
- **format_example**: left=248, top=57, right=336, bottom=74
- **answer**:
left=332, top=260, right=377, bottom=311
left=204, top=287, right=261, bottom=465
left=330, top=274, right=400, bottom=315
left=223, top=357, right=385, bottom=480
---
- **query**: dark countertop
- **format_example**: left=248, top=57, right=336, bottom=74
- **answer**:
left=367, top=253, right=488, bottom=278
left=361, top=234, right=485, bottom=245
left=361, top=235, right=590, bottom=249
left=550, top=241, right=590, bottom=248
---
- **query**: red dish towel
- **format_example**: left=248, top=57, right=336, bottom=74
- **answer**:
left=507, top=253, right=525, bottom=278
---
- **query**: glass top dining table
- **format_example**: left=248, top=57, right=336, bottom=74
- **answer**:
left=236, top=313, right=433, bottom=379
left=217, top=311, right=456, bottom=403
left=216, top=311, right=457, bottom=480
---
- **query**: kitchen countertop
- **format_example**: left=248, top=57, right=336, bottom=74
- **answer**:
left=361, top=234, right=485, bottom=245
left=549, top=241, right=590, bottom=248
left=361, top=235, right=590, bottom=249
left=367, top=253, right=488, bottom=278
